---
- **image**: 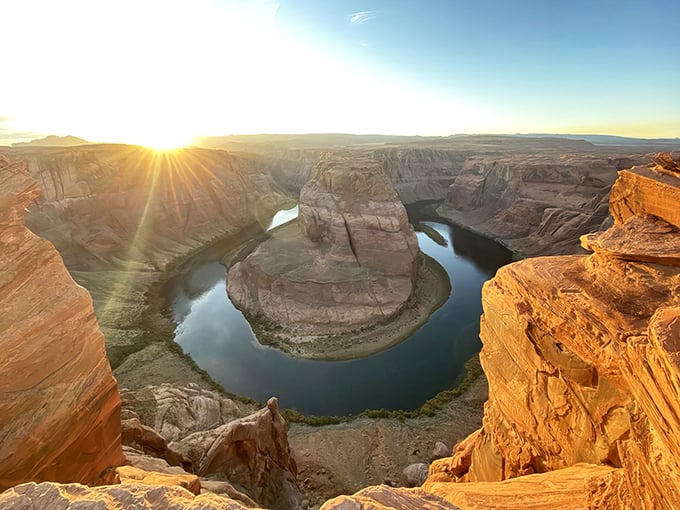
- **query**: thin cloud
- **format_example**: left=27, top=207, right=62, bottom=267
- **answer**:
left=348, top=10, right=378, bottom=25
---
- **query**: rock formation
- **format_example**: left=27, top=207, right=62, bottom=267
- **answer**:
left=1, top=145, right=291, bottom=387
left=321, top=485, right=461, bottom=509
left=417, top=154, right=680, bottom=508
left=19, top=146, right=289, bottom=272
left=188, top=397, right=301, bottom=510
left=120, top=383, right=247, bottom=443
left=228, top=152, right=419, bottom=341
left=437, top=152, right=646, bottom=256
left=0, top=481, right=261, bottom=509
left=0, top=159, right=124, bottom=490
left=122, top=385, right=300, bottom=510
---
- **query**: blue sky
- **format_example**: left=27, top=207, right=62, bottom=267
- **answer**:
left=1, top=0, right=678, bottom=146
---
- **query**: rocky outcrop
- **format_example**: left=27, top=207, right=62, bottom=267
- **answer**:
left=422, top=154, right=680, bottom=508
left=321, top=485, right=461, bottom=509
left=228, top=152, right=419, bottom=340
left=0, top=160, right=124, bottom=490
left=116, top=465, right=201, bottom=496
left=120, top=383, right=246, bottom=443
left=177, top=398, right=301, bottom=510
left=437, top=152, right=647, bottom=256
left=0, top=481, right=261, bottom=509
left=425, top=463, right=620, bottom=509
left=120, top=384, right=299, bottom=510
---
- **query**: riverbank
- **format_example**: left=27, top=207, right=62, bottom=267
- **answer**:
left=289, top=370, right=489, bottom=506
left=246, top=252, right=451, bottom=360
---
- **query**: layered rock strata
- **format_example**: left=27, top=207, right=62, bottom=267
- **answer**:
left=228, top=152, right=419, bottom=341
left=421, top=154, right=680, bottom=508
left=437, top=152, right=646, bottom=256
left=0, top=160, right=124, bottom=490
left=121, top=385, right=300, bottom=510
left=2, top=145, right=291, bottom=387
left=19, top=145, right=289, bottom=271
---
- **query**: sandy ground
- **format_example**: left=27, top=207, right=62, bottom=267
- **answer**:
left=288, top=374, right=488, bottom=506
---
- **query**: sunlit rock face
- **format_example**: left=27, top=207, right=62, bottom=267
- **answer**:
left=422, top=154, right=680, bottom=509
left=228, top=152, right=419, bottom=336
left=17, top=146, right=289, bottom=271
left=0, top=160, right=124, bottom=490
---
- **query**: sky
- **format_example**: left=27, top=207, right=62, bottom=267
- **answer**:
left=1, top=0, right=679, bottom=147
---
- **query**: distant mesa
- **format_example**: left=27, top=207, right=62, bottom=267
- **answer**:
left=12, top=135, right=90, bottom=147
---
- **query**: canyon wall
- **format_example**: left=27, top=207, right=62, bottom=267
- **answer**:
left=0, top=159, right=124, bottom=490
left=265, top=137, right=650, bottom=258
left=437, top=152, right=645, bottom=256
left=19, top=145, right=290, bottom=271
left=1, top=145, right=293, bottom=385
left=417, top=154, right=680, bottom=508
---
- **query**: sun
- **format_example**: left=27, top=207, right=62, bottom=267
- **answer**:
left=137, top=132, right=194, bottom=151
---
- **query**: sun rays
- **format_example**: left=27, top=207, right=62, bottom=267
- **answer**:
left=97, top=147, right=220, bottom=324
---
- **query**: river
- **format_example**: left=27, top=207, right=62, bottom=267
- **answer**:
left=166, top=205, right=513, bottom=416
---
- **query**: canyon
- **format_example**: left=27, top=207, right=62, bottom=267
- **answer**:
left=1, top=139, right=679, bottom=509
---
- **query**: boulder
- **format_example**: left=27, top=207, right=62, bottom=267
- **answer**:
left=401, top=463, right=429, bottom=488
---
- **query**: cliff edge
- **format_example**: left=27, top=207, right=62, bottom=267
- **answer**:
left=0, top=158, right=124, bottom=490
left=417, top=154, right=680, bottom=509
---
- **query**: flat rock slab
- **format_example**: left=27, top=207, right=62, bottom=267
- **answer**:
left=581, top=213, right=680, bottom=266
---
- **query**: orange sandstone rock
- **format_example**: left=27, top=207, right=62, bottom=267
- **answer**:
left=0, top=481, right=260, bottom=509
left=321, top=485, right=461, bottom=509
left=0, top=162, right=124, bottom=490
left=428, top=154, right=680, bottom=509
left=116, top=465, right=201, bottom=496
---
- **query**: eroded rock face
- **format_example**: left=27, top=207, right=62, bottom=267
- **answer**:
left=228, top=152, right=418, bottom=337
left=438, top=152, right=646, bottom=256
left=119, top=384, right=299, bottom=508
left=0, top=161, right=124, bottom=490
left=426, top=154, right=680, bottom=509
left=120, top=383, right=245, bottom=443
left=321, top=485, right=461, bottom=510
left=18, top=146, right=289, bottom=272
left=176, top=398, right=301, bottom=510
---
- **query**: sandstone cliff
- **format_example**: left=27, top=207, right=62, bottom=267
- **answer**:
left=263, top=137, right=650, bottom=258
left=417, top=154, right=680, bottom=508
left=228, top=152, right=420, bottom=344
left=437, top=152, right=645, bottom=256
left=0, top=159, right=124, bottom=490
left=121, top=384, right=301, bottom=510
left=20, top=145, right=289, bottom=271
